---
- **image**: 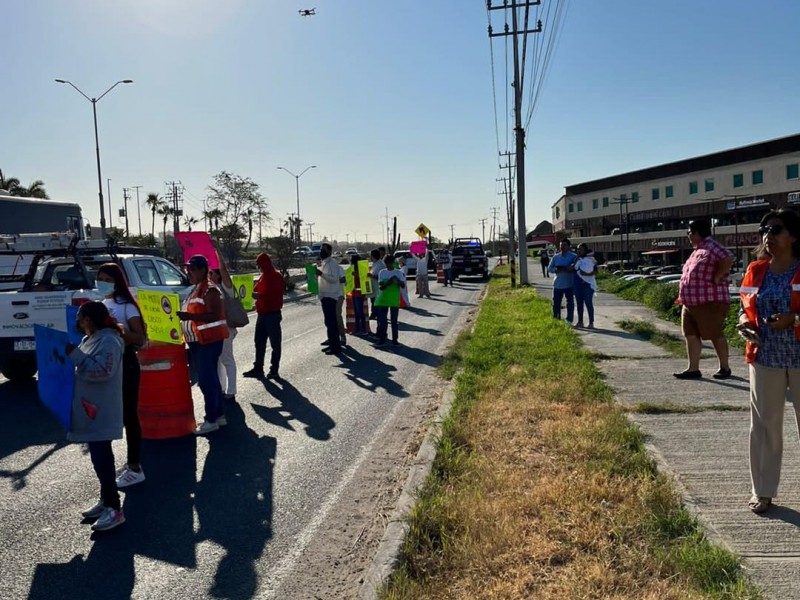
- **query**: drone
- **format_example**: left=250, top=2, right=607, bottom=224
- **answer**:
left=299, top=8, right=316, bottom=16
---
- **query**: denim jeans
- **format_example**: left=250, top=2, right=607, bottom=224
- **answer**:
left=321, top=297, right=341, bottom=351
left=253, top=311, right=282, bottom=373
left=574, top=279, right=595, bottom=324
left=376, top=306, right=399, bottom=342
left=352, top=296, right=367, bottom=333
left=189, top=340, right=224, bottom=423
left=552, top=287, right=574, bottom=323
left=443, top=268, right=453, bottom=285
left=88, top=440, right=120, bottom=510
left=122, top=346, right=141, bottom=466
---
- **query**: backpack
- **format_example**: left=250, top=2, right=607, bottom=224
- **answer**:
left=222, top=285, right=250, bottom=328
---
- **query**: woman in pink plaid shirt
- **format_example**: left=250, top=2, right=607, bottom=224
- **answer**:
left=674, top=218, right=734, bottom=380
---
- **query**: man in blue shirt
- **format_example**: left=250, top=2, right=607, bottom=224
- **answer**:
left=548, top=239, right=578, bottom=323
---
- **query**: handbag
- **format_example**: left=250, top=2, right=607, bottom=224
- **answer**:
left=222, top=285, right=250, bottom=328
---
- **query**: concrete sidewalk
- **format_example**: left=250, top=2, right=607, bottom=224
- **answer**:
left=529, top=263, right=800, bottom=599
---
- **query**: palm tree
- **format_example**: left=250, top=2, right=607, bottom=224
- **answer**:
left=0, top=169, right=20, bottom=194
left=145, top=193, right=161, bottom=237
left=157, top=201, right=174, bottom=247
left=20, top=180, right=49, bottom=199
left=183, top=215, right=198, bottom=231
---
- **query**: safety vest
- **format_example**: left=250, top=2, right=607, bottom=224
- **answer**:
left=187, top=280, right=229, bottom=345
left=739, top=259, right=800, bottom=363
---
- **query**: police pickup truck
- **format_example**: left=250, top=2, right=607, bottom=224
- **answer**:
left=451, top=237, right=489, bottom=280
left=0, top=240, right=191, bottom=381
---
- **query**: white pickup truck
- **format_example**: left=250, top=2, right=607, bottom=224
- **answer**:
left=0, top=248, right=192, bottom=381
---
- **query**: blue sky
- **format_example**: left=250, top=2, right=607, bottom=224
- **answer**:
left=2, top=0, right=800, bottom=245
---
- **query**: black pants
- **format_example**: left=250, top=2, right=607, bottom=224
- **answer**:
left=122, top=347, right=142, bottom=466
left=321, top=297, right=341, bottom=351
left=253, top=311, right=282, bottom=373
left=89, top=441, right=120, bottom=510
left=376, top=306, right=399, bottom=342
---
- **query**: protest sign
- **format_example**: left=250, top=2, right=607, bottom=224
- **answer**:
left=231, top=274, right=254, bottom=310
left=65, top=306, right=84, bottom=346
left=409, top=239, right=427, bottom=255
left=358, top=260, right=372, bottom=295
left=305, top=264, right=319, bottom=295
left=375, top=279, right=401, bottom=307
left=174, top=232, right=219, bottom=269
left=34, top=325, right=73, bottom=431
left=344, top=265, right=355, bottom=294
left=136, top=290, right=182, bottom=344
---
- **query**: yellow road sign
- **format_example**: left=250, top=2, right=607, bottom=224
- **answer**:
left=415, top=223, right=431, bottom=238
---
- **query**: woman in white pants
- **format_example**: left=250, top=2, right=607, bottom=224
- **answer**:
left=210, top=249, right=238, bottom=401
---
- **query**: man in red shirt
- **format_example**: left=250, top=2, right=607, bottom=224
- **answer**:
left=675, top=218, right=733, bottom=379
left=243, top=253, right=285, bottom=380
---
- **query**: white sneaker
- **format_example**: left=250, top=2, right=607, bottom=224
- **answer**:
left=216, top=415, right=227, bottom=427
left=81, top=499, right=106, bottom=519
left=116, top=466, right=146, bottom=488
left=194, top=421, right=219, bottom=435
left=91, top=507, right=126, bottom=531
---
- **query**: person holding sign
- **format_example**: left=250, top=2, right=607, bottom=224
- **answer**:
left=368, top=248, right=386, bottom=320
left=68, top=301, right=126, bottom=532
left=178, top=255, right=229, bottom=435
left=350, top=255, right=368, bottom=336
left=375, top=257, right=406, bottom=347
left=96, top=263, right=147, bottom=489
left=244, top=252, right=285, bottom=380
left=210, top=248, right=239, bottom=400
left=415, top=251, right=431, bottom=298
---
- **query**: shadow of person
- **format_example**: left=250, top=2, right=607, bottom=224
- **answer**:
left=398, top=321, right=444, bottom=337
left=195, top=400, right=276, bottom=600
left=389, top=344, right=442, bottom=368
left=252, top=379, right=336, bottom=441
left=402, top=306, right=446, bottom=317
left=763, top=504, right=800, bottom=527
left=334, top=347, right=409, bottom=398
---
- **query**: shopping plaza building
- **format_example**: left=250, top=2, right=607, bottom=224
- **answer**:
left=551, top=133, right=800, bottom=267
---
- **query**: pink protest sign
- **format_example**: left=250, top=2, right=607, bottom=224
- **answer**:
left=175, top=232, right=219, bottom=269
left=409, top=240, right=427, bottom=255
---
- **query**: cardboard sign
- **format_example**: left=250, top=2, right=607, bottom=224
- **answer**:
left=174, top=232, right=219, bottom=269
left=358, top=260, right=373, bottom=295
left=231, top=274, right=254, bottom=310
left=34, top=325, right=74, bottom=431
left=409, top=240, right=427, bottom=255
left=375, top=279, right=401, bottom=307
left=136, top=290, right=182, bottom=344
left=344, top=265, right=355, bottom=294
left=305, top=264, right=319, bottom=295
left=65, top=306, right=84, bottom=346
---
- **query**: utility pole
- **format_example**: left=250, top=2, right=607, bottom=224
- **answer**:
left=384, top=207, right=390, bottom=247
left=489, top=1, right=542, bottom=285
left=448, top=224, right=455, bottom=244
left=132, top=185, right=143, bottom=236
left=307, top=222, right=315, bottom=245
left=107, top=179, right=113, bottom=229
left=490, top=206, right=500, bottom=257
left=499, top=149, right=517, bottom=287
left=478, top=217, right=487, bottom=243
left=122, top=187, right=130, bottom=237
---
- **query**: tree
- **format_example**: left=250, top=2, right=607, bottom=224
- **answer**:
left=157, top=201, right=174, bottom=248
left=205, top=171, right=268, bottom=265
left=264, top=234, right=297, bottom=282
left=145, top=193, right=161, bottom=238
left=0, top=169, right=20, bottom=193
left=183, top=215, right=199, bottom=231
left=0, top=170, right=49, bottom=198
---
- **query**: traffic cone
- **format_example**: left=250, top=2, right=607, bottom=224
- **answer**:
left=436, top=263, right=445, bottom=284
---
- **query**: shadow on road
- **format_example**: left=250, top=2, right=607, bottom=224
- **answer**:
left=334, top=347, right=409, bottom=398
left=398, top=321, right=444, bottom=337
left=252, top=378, right=336, bottom=441
left=28, top=400, right=276, bottom=600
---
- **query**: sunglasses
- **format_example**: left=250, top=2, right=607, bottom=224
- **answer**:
left=759, top=224, right=785, bottom=236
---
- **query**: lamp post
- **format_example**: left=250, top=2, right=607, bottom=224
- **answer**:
left=55, top=78, right=133, bottom=239
left=277, top=165, right=316, bottom=242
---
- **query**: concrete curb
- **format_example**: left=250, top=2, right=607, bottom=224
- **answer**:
left=357, top=381, right=456, bottom=599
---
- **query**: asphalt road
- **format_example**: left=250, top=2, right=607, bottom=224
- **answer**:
left=0, top=274, right=487, bottom=600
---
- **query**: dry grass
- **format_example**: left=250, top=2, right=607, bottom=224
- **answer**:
left=382, top=273, right=758, bottom=600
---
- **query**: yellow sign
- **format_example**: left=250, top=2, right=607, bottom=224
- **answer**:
left=232, top=274, right=254, bottom=311
left=415, top=223, right=431, bottom=239
left=344, top=265, right=355, bottom=294
left=358, top=260, right=373, bottom=295
left=136, top=289, right=182, bottom=345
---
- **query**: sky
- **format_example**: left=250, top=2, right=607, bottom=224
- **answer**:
left=2, top=0, right=800, bottom=246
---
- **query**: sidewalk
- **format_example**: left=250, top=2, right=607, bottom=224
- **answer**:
left=530, top=263, right=800, bottom=599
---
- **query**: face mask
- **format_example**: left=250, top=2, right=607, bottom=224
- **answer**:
left=96, top=280, right=115, bottom=297
left=319, top=249, right=330, bottom=259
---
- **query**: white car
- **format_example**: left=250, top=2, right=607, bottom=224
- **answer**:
left=655, top=274, right=682, bottom=283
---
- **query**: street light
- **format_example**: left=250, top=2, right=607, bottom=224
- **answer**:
left=55, top=78, right=133, bottom=238
left=277, top=165, right=317, bottom=242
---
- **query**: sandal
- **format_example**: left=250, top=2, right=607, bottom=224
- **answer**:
left=748, top=496, right=772, bottom=514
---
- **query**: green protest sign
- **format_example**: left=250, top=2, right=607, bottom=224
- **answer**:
left=344, top=265, right=355, bottom=294
left=232, top=274, right=254, bottom=310
left=358, top=260, right=372, bottom=295
left=375, top=280, right=401, bottom=307
left=305, top=264, right=319, bottom=295
left=137, top=289, right=183, bottom=344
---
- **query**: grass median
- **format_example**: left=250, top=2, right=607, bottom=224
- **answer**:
left=381, top=269, right=758, bottom=599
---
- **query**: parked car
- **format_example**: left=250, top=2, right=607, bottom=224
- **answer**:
left=292, top=246, right=314, bottom=258
left=655, top=274, right=682, bottom=283
left=345, top=247, right=359, bottom=256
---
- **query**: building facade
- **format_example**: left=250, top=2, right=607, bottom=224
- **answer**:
left=551, top=134, right=800, bottom=266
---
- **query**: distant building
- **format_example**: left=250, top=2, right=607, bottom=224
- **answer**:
left=551, top=133, right=800, bottom=265
left=525, top=220, right=555, bottom=253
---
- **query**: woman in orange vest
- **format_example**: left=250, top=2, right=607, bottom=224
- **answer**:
left=738, top=209, right=800, bottom=514
left=177, top=254, right=229, bottom=435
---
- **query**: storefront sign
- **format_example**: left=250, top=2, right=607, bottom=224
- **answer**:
left=788, top=191, right=800, bottom=205
left=727, top=197, right=769, bottom=210
left=651, top=240, right=677, bottom=247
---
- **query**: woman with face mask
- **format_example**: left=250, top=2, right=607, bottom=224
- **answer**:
left=95, top=263, right=147, bottom=488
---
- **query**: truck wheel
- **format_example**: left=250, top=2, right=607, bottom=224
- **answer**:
left=1, top=356, right=38, bottom=381
left=482, top=271, right=489, bottom=280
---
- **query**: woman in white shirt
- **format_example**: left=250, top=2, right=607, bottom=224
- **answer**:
left=210, top=249, right=238, bottom=401
left=573, top=243, right=598, bottom=328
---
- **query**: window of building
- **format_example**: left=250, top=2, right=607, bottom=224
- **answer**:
left=787, top=164, right=799, bottom=180
left=689, top=181, right=698, bottom=194
left=577, top=201, right=583, bottom=212
left=591, top=198, right=597, bottom=209
left=555, top=207, right=560, bottom=219
left=602, top=196, right=609, bottom=208
left=733, top=173, right=744, bottom=188
left=568, top=204, right=574, bottom=213
left=752, top=170, right=763, bottom=185
left=631, top=192, right=639, bottom=203
left=705, top=178, right=714, bottom=192
left=651, top=188, right=659, bottom=200
left=665, top=186, right=673, bottom=198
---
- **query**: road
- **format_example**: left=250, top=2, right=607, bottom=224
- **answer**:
left=0, top=274, right=487, bottom=600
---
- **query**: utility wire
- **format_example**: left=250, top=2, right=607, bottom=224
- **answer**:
left=486, top=5, right=502, bottom=157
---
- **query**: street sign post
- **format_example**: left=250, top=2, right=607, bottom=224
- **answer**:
left=415, top=223, right=431, bottom=239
